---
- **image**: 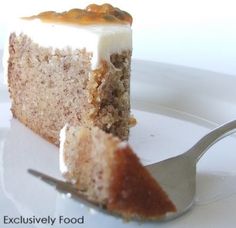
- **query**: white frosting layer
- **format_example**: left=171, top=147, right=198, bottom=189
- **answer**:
left=59, top=124, right=68, bottom=174
left=10, top=19, right=132, bottom=69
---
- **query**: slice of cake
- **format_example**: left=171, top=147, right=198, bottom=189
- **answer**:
left=60, top=125, right=176, bottom=220
left=6, top=4, right=132, bottom=145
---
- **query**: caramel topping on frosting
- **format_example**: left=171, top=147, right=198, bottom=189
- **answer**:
left=22, top=3, right=132, bottom=25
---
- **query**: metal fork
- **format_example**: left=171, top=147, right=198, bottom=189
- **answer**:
left=28, top=120, right=236, bottom=221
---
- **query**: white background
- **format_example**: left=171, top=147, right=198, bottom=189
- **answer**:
left=0, top=0, right=236, bottom=75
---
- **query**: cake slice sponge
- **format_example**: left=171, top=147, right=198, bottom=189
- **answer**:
left=59, top=125, right=176, bottom=220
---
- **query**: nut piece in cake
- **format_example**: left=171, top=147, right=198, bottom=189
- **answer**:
left=59, top=125, right=176, bottom=220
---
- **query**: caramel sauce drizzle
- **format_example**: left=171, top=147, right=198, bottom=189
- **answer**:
left=22, top=4, right=132, bottom=26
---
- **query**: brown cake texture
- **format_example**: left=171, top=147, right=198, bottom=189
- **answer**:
left=60, top=125, right=176, bottom=220
left=6, top=4, right=175, bottom=220
left=6, top=4, right=132, bottom=145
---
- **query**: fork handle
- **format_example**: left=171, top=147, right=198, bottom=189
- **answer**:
left=185, top=120, right=236, bottom=163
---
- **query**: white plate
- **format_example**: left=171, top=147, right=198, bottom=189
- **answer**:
left=1, top=59, right=236, bottom=228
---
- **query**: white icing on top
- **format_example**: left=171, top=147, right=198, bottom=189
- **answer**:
left=3, top=18, right=131, bottom=85
left=59, top=124, right=68, bottom=174
left=9, top=18, right=132, bottom=69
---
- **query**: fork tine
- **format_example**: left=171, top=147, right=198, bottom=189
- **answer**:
left=28, top=169, right=75, bottom=192
left=27, top=169, right=106, bottom=211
